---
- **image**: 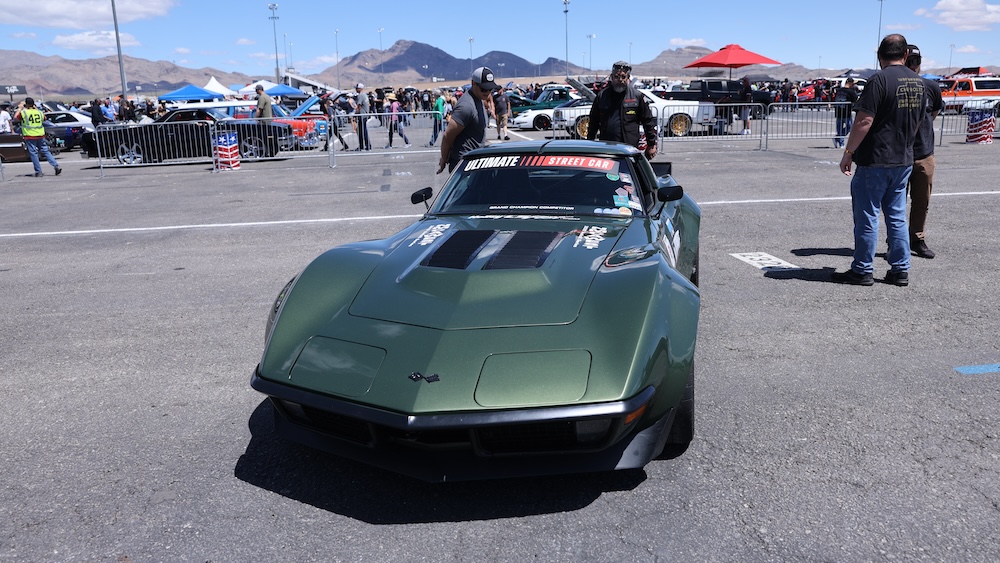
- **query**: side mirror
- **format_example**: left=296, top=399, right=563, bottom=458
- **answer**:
left=656, top=185, right=684, bottom=202
left=411, top=187, right=433, bottom=210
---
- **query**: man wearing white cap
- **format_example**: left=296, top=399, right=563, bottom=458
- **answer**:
left=438, top=66, right=498, bottom=173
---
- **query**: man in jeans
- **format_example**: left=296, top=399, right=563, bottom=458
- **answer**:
left=833, top=34, right=923, bottom=287
left=13, top=97, right=62, bottom=177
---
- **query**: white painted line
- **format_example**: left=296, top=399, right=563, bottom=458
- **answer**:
left=0, top=214, right=424, bottom=239
left=701, top=190, right=999, bottom=206
left=731, top=252, right=801, bottom=271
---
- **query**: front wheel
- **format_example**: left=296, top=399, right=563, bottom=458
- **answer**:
left=573, top=116, right=590, bottom=139
left=666, top=113, right=692, bottom=137
left=532, top=114, right=552, bottom=131
left=664, top=362, right=694, bottom=445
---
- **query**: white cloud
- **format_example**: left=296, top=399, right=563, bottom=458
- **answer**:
left=51, top=30, right=140, bottom=54
left=670, top=38, right=706, bottom=48
left=956, top=44, right=981, bottom=53
left=236, top=38, right=255, bottom=46
left=174, top=47, right=191, bottom=55
left=0, top=0, right=177, bottom=29
left=11, top=32, right=36, bottom=39
left=916, top=0, right=1000, bottom=32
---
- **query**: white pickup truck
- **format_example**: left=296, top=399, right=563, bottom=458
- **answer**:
left=553, top=88, right=719, bottom=138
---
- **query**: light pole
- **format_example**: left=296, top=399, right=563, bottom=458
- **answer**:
left=497, top=62, right=505, bottom=79
left=422, top=64, right=429, bottom=80
left=586, top=33, right=596, bottom=73
left=111, top=0, right=128, bottom=106
left=283, top=33, right=288, bottom=70
left=468, top=37, right=474, bottom=75
left=378, top=27, right=384, bottom=85
left=628, top=42, right=632, bottom=66
left=563, top=0, right=570, bottom=78
left=874, top=0, right=884, bottom=68
left=335, top=29, right=340, bottom=89
left=268, top=4, right=280, bottom=83
left=948, top=43, right=955, bottom=75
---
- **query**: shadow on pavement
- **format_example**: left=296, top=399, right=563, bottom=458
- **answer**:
left=234, top=400, right=648, bottom=524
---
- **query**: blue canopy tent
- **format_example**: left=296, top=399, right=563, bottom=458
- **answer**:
left=265, top=84, right=305, bottom=97
left=158, top=84, right=225, bottom=102
left=921, top=73, right=944, bottom=80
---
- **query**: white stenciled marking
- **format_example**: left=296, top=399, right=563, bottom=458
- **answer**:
left=731, top=252, right=800, bottom=271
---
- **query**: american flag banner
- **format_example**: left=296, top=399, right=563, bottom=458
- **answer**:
left=213, top=131, right=241, bottom=170
left=966, top=111, right=996, bottom=145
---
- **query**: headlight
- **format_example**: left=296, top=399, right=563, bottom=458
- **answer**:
left=265, top=276, right=296, bottom=342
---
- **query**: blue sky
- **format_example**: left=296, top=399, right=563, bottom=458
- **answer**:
left=0, top=0, right=997, bottom=78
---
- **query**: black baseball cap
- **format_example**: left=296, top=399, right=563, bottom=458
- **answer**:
left=471, top=67, right=499, bottom=90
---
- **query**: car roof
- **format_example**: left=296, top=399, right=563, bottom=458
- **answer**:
left=463, top=139, right=640, bottom=159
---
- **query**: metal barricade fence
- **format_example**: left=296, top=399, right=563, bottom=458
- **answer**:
left=88, top=117, right=299, bottom=174
left=761, top=101, right=847, bottom=149
left=325, top=110, right=443, bottom=167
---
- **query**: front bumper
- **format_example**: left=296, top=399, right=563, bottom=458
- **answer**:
left=251, top=369, right=672, bottom=482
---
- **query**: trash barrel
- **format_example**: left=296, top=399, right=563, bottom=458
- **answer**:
left=966, top=110, right=996, bottom=144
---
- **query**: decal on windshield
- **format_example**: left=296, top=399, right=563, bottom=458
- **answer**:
left=465, top=155, right=616, bottom=171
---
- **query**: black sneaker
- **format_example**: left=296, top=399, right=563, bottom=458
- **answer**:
left=55, top=167, right=62, bottom=176
left=33, top=172, right=43, bottom=177
left=911, top=238, right=935, bottom=259
left=831, top=269, right=874, bottom=286
left=884, top=270, right=909, bottom=286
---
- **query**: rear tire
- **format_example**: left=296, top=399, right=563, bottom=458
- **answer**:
left=115, top=142, right=144, bottom=165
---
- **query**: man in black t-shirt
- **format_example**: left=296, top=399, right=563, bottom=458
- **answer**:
left=833, top=34, right=924, bottom=287
left=832, top=78, right=859, bottom=148
left=904, top=44, right=944, bottom=259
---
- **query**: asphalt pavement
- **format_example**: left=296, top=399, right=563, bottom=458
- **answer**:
left=1, top=134, right=998, bottom=561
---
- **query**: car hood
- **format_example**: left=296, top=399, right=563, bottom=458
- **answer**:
left=348, top=216, right=627, bottom=330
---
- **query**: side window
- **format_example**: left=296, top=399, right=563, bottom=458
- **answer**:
left=957, top=82, right=971, bottom=92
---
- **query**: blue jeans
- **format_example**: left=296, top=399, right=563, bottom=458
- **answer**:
left=850, top=165, right=912, bottom=274
left=834, top=116, right=853, bottom=147
left=25, top=137, right=59, bottom=175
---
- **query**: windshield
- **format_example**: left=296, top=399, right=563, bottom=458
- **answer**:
left=432, top=154, right=646, bottom=217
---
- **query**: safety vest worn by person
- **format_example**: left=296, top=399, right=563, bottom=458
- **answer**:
left=19, top=107, right=46, bottom=138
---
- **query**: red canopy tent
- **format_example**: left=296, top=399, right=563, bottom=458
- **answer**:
left=684, top=44, right=781, bottom=79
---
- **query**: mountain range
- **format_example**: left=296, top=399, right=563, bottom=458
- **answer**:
left=1, top=40, right=987, bottom=100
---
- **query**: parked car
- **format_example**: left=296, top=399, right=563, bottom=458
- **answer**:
left=81, top=107, right=292, bottom=164
left=45, top=110, right=95, bottom=151
left=251, top=139, right=702, bottom=482
left=552, top=98, right=594, bottom=138
left=510, top=86, right=581, bottom=117
left=166, top=100, right=320, bottom=150
left=512, top=107, right=556, bottom=130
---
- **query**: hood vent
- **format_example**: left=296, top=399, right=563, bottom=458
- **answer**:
left=422, top=229, right=496, bottom=269
left=485, top=231, right=562, bottom=270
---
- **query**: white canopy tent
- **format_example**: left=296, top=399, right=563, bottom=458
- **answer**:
left=238, top=80, right=279, bottom=96
left=203, top=76, right=238, bottom=97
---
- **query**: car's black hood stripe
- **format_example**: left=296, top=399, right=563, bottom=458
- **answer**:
left=422, top=229, right=496, bottom=269
left=485, top=231, right=562, bottom=270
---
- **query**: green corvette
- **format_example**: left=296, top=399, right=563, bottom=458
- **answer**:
left=251, top=140, right=701, bottom=482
